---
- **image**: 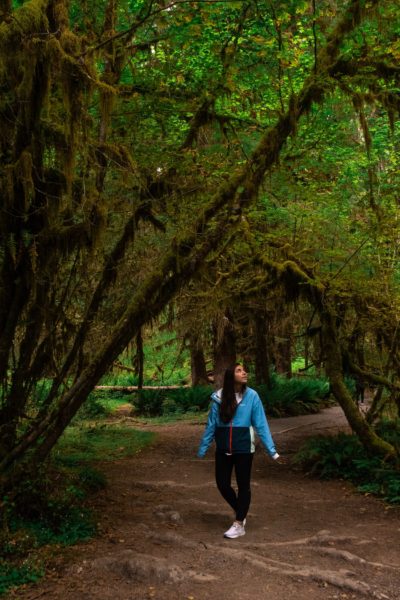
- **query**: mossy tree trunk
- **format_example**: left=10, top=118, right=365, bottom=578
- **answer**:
left=213, top=312, right=237, bottom=389
left=320, top=308, right=397, bottom=460
left=273, top=316, right=293, bottom=379
left=190, top=338, right=209, bottom=387
left=253, top=310, right=271, bottom=386
left=135, top=329, right=144, bottom=389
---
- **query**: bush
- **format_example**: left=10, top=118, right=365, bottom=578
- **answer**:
left=375, top=419, right=400, bottom=452
left=73, top=392, right=110, bottom=420
left=256, top=372, right=330, bottom=417
left=130, top=377, right=331, bottom=419
left=294, top=425, right=400, bottom=504
left=0, top=559, right=43, bottom=596
left=0, top=466, right=99, bottom=596
left=131, top=386, right=213, bottom=417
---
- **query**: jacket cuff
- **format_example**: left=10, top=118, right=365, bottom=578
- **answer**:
left=272, top=452, right=280, bottom=460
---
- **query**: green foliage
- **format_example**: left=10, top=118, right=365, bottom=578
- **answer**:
left=131, top=386, right=213, bottom=417
left=73, top=390, right=128, bottom=420
left=99, top=330, right=190, bottom=387
left=374, top=419, right=400, bottom=452
left=129, top=376, right=331, bottom=419
left=0, top=559, right=43, bottom=596
left=294, top=425, right=400, bottom=504
left=8, top=506, right=97, bottom=549
left=0, top=464, right=100, bottom=596
left=98, top=371, right=138, bottom=386
left=0, top=422, right=153, bottom=595
left=54, top=424, right=155, bottom=465
left=256, top=372, right=330, bottom=417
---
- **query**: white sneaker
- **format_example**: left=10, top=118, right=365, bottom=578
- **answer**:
left=224, top=521, right=246, bottom=539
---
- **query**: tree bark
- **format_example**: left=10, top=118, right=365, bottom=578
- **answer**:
left=213, top=312, right=236, bottom=389
left=190, top=338, right=209, bottom=386
left=135, top=328, right=144, bottom=389
left=253, top=310, right=270, bottom=386
left=273, top=316, right=293, bottom=378
left=321, top=309, right=397, bottom=460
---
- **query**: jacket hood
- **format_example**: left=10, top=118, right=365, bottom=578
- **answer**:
left=211, top=388, right=222, bottom=403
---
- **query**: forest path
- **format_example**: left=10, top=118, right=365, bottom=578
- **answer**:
left=11, top=407, right=400, bottom=600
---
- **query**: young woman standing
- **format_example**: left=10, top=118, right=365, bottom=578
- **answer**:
left=197, top=364, right=281, bottom=539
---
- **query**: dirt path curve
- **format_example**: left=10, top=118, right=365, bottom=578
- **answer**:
left=10, top=407, right=400, bottom=600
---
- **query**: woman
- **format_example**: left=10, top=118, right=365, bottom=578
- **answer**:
left=197, top=363, right=281, bottom=539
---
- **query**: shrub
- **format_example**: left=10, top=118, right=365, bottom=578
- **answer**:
left=130, top=378, right=330, bottom=419
left=294, top=426, right=400, bottom=504
left=375, top=419, right=400, bottom=452
left=73, top=392, right=109, bottom=420
left=131, top=389, right=166, bottom=417
left=0, top=559, right=43, bottom=596
left=0, top=467, right=98, bottom=596
left=256, top=372, right=330, bottom=417
left=131, top=386, right=213, bottom=417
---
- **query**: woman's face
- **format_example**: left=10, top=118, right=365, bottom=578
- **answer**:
left=234, top=364, right=248, bottom=385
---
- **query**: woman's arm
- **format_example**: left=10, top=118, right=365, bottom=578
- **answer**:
left=197, top=401, right=219, bottom=457
left=251, top=393, right=279, bottom=458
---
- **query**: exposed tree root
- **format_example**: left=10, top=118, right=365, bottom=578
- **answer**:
left=133, top=480, right=216, bottom=490
left=136, top=525, right=391, bottom=599
left=314, top=547, right=400, bottom=571
left=91, top=550, right=217, bottom=583
left=242, top=529, right=360, bottom=547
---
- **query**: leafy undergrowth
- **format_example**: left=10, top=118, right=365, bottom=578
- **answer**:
left=130, top=385, right=213, bottom=417
left=0, top=426, right=155, bottom=596
left=294, top=419, right=400, bottom=504
left=114, top=376, right=333, bottom=419
left=54, top=424, right=155, bottom=466
left=256, top=375, right=331, bottom=417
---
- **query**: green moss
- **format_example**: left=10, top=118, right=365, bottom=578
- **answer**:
left=0, top=0, right=49, bottom=49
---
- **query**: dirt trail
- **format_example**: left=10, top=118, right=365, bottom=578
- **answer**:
left=9, top=407, right=400, bottom=600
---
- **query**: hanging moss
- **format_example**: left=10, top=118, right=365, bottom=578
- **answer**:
left=95, top=142, right=137, bottom=172
left=0, top=0, right=49, bottom=50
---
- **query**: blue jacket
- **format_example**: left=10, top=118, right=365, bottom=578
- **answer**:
left=197, top=387, right=277, bottom=457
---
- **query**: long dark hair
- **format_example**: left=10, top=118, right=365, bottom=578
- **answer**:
left=219, top=364, right=246, bottom=424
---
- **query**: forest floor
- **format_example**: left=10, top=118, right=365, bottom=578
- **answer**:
left=7, top=406, right=400, bottom=600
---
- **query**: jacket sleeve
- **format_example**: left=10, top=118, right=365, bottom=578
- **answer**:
left=251, top=392, right=277, bottom=457
left=197, top=400, right=219, bottom=457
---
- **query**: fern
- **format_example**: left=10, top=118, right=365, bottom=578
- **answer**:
left=294, top=428, right=400, bottom=504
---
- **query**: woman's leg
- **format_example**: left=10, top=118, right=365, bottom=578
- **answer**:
left=215, top=452, right=237, bottom=512
left=233, top=453, right=254, bottom=522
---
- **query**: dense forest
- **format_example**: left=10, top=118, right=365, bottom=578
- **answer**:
left=0, top=0, right=399, bottom=501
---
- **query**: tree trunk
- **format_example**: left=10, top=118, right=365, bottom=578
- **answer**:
left=135, top=328, right=144, bottom=389
left=273, top=316, right=292, bottom=378
left=321, top=310, right=397, bottom=460
left=213, top=312, right=236, bottom=389
left=190, top=338, right=208, bottom=386
left=366, top=385, right=384, bottom=424
left=253, top=310, right=270, bottom=386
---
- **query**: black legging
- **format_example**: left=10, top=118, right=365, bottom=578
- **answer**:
left=215, top=452, right=254, bottom=522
